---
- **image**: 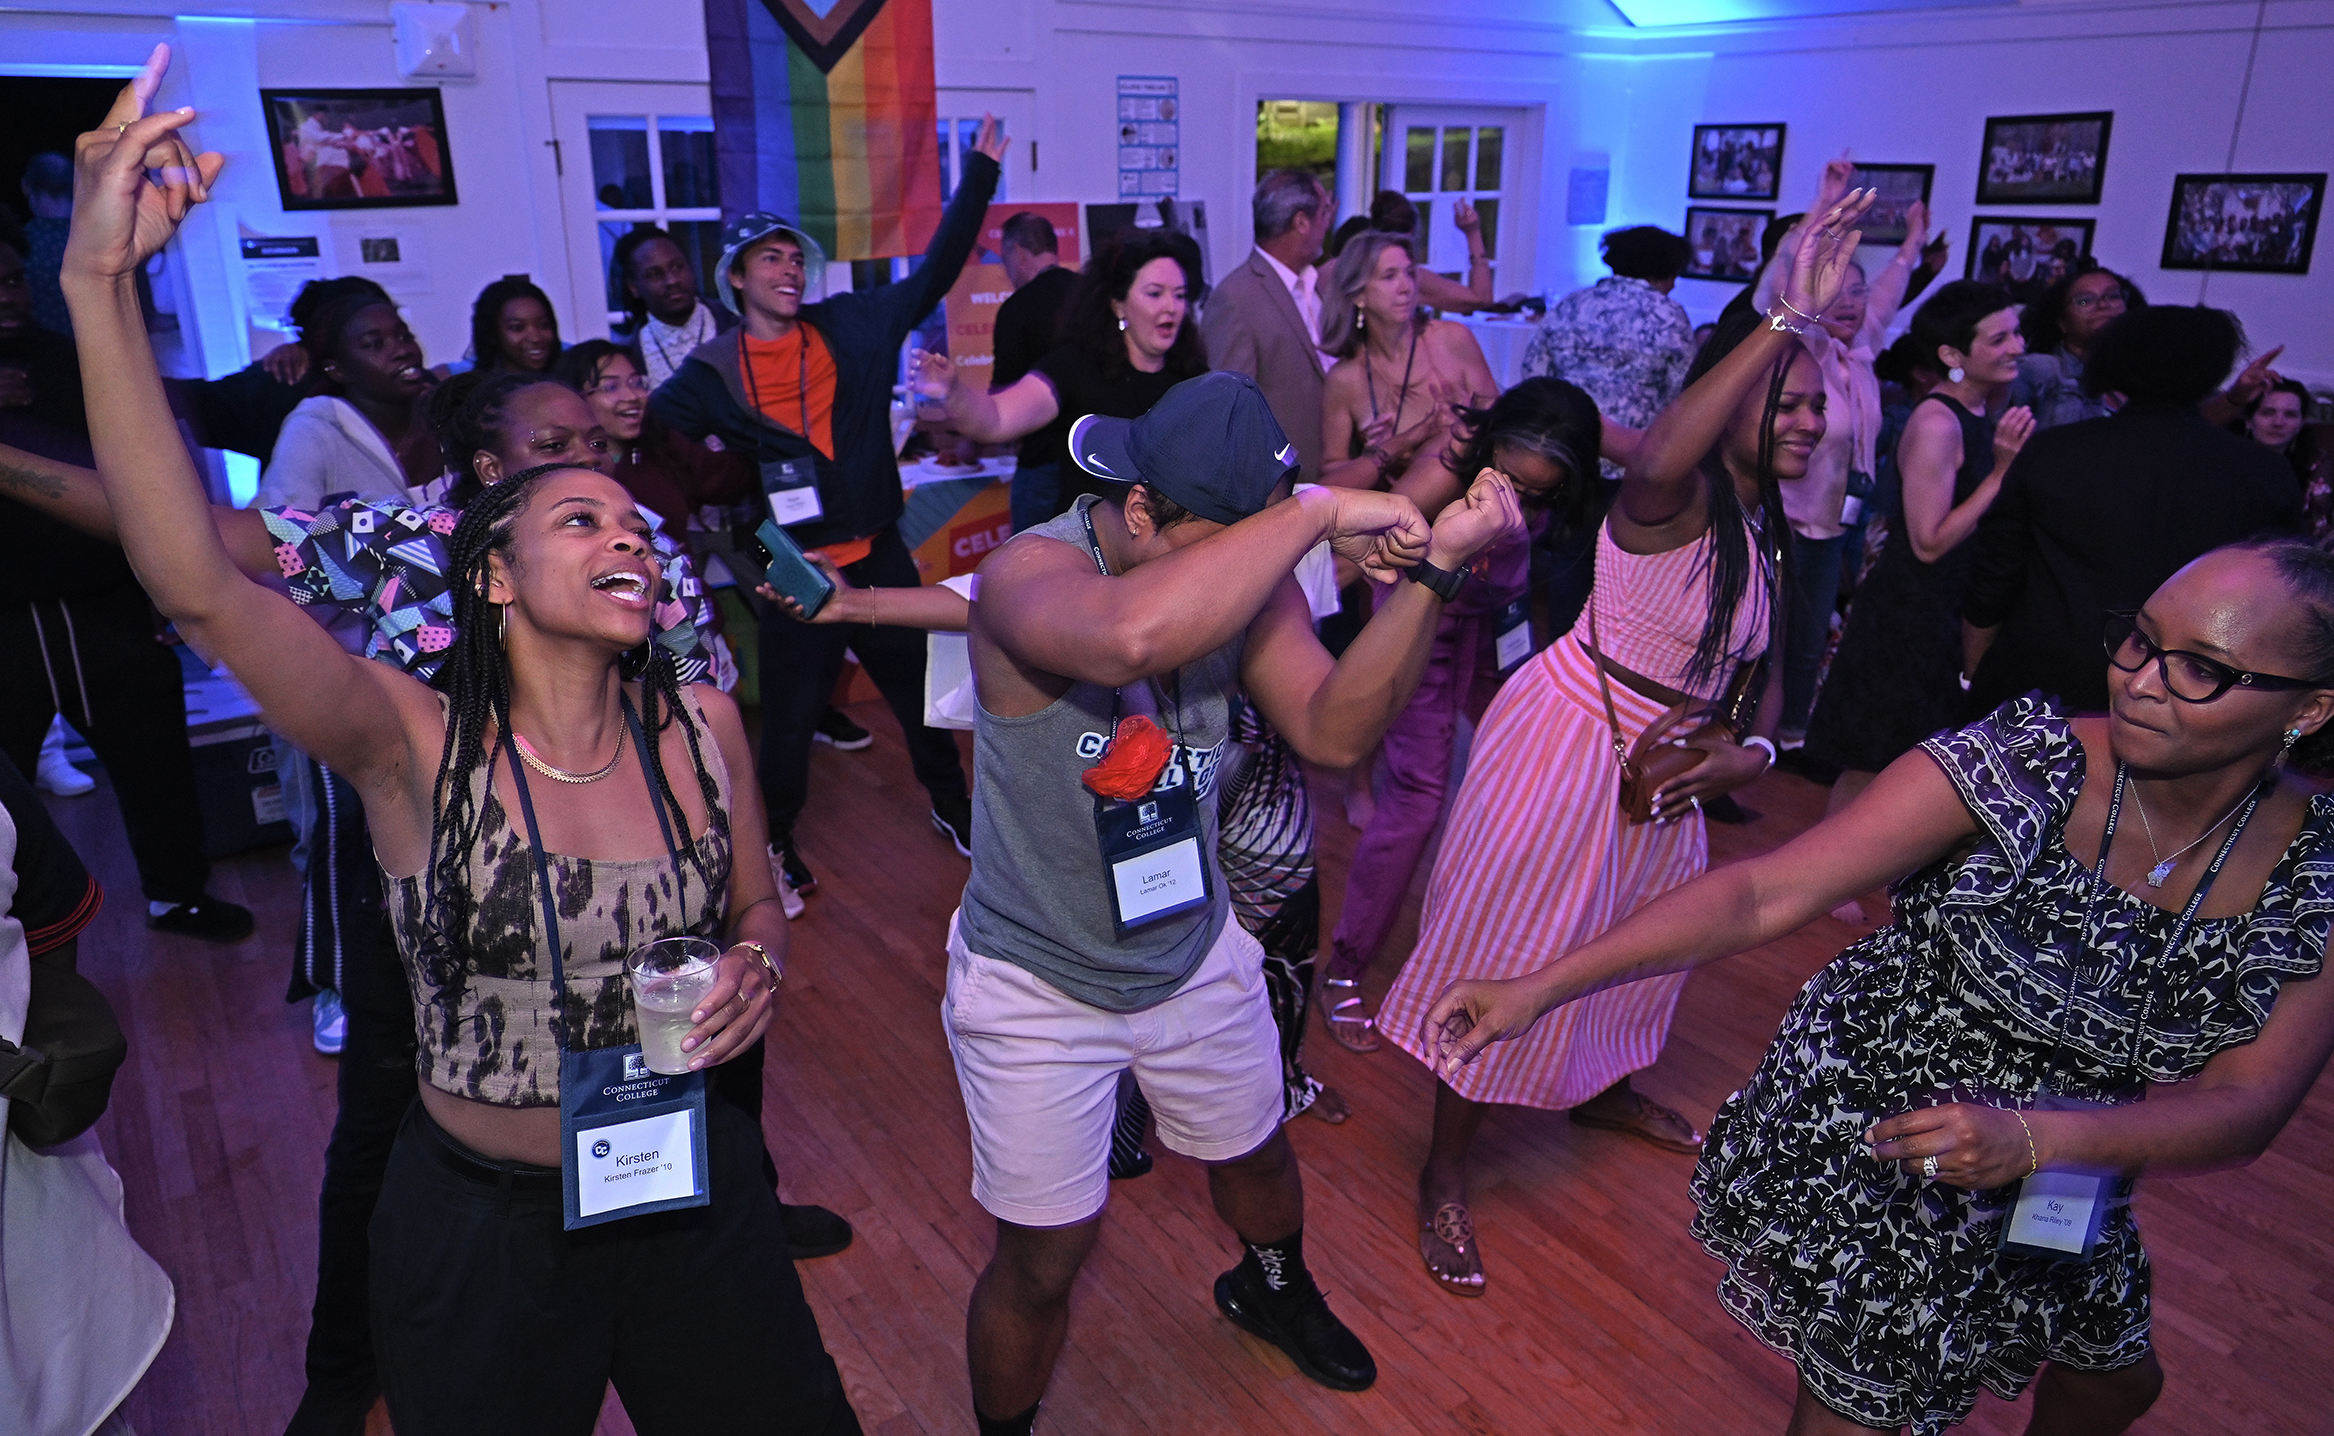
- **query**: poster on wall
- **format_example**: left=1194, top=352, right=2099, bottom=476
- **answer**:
left=2160, top=173, right=2324, bottom=275
left=1688, top=124, right=1783, bottom=202
left=260, top=88, right=455, bottom=211
left=1965, top=218, right=2093, bottom=301
left=333, top=222, right=433, bottom=294
left=1117, top=76, right=1179, bottom=198
left=1848, top=164, right=1934, bottom=246
left=1976, top=112, right=2111, bottom=205
left=941, top=203, right=1084, bottom=383
left=1682, top=207, right=1772, bottom=283
left=237, top=233, right=327, bottom=331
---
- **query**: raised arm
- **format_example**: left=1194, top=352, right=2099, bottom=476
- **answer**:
left=61, top=51, right=433, bottom=787
left=1622, top=190, right=1875, bottom=526
left=974, top=485, right=1427, bottom=688
left=1424, top=737, right=1982, bottom=1075
left=1862, top=200, right=1928, bottom=339
left=873, top=123, right=1005, bottom=344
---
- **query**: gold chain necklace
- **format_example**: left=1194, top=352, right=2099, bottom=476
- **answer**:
left=512, top=731, right=625, bottom=785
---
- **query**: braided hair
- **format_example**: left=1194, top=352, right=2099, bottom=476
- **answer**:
left=425, top=369, right=567, bottom=509
left=1673, top=308, right=1797, bottom=693
left=419, top=462, right=730, bottom=998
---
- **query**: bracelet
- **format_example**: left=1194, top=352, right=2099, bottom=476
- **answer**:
left=1778, top=294, right=1820, bottom=323
left=1740, top=734, right=1777, bottom=770
left=2013, top=1110, right=2039, bottom=1177
left=1764, top=306, right=1811, bottom=336
left=734, top=940, right=783, bottom=988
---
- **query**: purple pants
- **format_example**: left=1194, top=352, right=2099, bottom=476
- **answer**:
left=1326, top=602, right=1506, bottom=985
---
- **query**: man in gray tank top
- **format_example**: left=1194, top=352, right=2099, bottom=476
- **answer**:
left=946, top=372, right=1524, bottom=1433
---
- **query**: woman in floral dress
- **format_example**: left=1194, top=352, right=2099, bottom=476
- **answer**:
left=1425, top=540, right=2334, bottom=1433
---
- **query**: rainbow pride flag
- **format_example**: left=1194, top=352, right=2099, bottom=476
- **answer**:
left=706, top=0, right=942, bottom=261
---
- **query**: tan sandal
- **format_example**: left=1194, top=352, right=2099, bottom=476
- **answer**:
left=1569, top=1092, right=1705, bottom=1155
left=1317, top=977, right=1380, bottom=1054
left=1419, top=1202, right=1485, bottom=1297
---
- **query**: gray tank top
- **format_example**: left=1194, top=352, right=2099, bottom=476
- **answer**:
left=958, top=498, right=1244, bottom=1012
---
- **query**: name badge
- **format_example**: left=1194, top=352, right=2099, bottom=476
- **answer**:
left=1996, top=1090, right=2117, bottom=1264
left=1839, top=466, right=1875, bottom=527
left=1838, top=494, right=1865, bottom=526
left=1493, top=597, right=1533, bottom=672
left=559, top=1044, right=710, bottom=1230
left=1094, top=785, right=1212, bottom=937
left=761, top=456, right=824, bottom=527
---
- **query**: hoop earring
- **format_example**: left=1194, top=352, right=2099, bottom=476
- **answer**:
left=1947, top=366, right=1966, bottom=384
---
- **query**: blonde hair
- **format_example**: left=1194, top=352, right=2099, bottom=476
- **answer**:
left=1319, top=230, right=1426, bottom=360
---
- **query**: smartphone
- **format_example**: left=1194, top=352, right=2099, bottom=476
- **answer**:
left=752, top=519, right=835, bottom=620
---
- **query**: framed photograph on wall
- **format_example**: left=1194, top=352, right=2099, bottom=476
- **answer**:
left=1966, top=217, right=2094, bottom=299
left=1976, top=111, right=2111, bottom=205
left=1683, top=207, right=1775, bottom=283
left=1849, top=163, right=1934, bottom=245
left=2160, top=173, right=2324, bottom=275
left=1689, top=124, right=1784, bottom=201
left=260, top=87, right=457, bottom=210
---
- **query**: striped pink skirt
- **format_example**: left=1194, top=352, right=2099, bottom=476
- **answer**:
left=1378, top=633, right=1708, bottom=1109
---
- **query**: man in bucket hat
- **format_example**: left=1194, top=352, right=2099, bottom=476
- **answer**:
left=651, top=118, right=1007, bottom=898
left=947, top=371, right=1525, bottom=1434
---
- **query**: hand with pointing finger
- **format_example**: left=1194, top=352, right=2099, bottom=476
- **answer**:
left=63, top=44, right=225, bottom=289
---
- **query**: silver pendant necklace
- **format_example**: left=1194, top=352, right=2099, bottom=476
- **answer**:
left=2127, top=780, right=2255, bottom=888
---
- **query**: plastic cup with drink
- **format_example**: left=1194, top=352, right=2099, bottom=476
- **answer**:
left=625, top=936, right=724, bottom=1075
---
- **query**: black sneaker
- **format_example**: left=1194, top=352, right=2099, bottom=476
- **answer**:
left=780, top=1201, right=854, bottom=1260
left=147, top=896, right=256, bottom=943
left=930, top=794, right=973, bottom=857
left=773, top=839, right=817, bottom=897
left=1212, top=1260, right=1377, bottom=1392
left=813, top=707, right=874, bottom=751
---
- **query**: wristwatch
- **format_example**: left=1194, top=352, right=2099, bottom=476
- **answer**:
left=1405, top=559, right=1466, bottom=603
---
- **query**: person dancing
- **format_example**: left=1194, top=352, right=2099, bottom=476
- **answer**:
left=64, top=55, right=859, bottom=1432
left=1377, top=191, right=1878, bottom=1297
left=1428, top=539, right=2334, bottom=1435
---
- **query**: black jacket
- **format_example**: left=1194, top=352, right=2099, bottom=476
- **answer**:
left=1962, top=402, right=2302, bottom=715
left=647, top=153, right=999, bottom=550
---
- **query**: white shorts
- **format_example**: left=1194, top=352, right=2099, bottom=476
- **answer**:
left=942, top=909, right=1284, bottom=1227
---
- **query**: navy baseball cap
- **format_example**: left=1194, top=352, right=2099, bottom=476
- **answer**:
left=715, top=213, right=828, bottom=313
left=1068, top=372, right=1298, bottom=525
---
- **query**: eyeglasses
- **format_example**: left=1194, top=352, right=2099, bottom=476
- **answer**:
left=2068, top=289, right=2126, bottom=311
left=2102, top=611, right=2323, bottom=703
left=591, top=375, right=651, bottom=396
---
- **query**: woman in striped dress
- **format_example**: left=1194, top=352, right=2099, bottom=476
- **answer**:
left=1377, top=192, right=1875, bottom=1295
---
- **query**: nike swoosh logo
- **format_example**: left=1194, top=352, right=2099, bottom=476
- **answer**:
left=1275, top=443, right=1297, bottom=465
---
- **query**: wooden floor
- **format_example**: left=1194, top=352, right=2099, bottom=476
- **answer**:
left=59, top=701, right=2334, bottom=1436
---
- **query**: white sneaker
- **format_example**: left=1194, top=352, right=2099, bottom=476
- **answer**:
left=35, top=735, right=94, bottom=797
left=313, top=989, right=347, bottom=1056
left=769, top=848, right=807, bottom=920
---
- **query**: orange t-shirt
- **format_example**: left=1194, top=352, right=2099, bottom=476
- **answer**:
left=740, top=326, right=836, bottom=460
left=740, top=326, right=870, bottom=565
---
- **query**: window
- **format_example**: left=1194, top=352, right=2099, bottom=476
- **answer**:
left=1384, top=112, right=1514, bottom=294
left=586, top=112, right=723, bottom=325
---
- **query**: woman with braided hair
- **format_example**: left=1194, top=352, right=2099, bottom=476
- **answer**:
left=61, top=52, right=861, bottom=1433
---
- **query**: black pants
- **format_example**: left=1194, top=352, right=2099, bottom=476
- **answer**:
left=755, top=524, right=966, bottom=841
left=0, top=584, right=210, bottom=901
left=370, top=1097, right=861, bottom=1436
left=293, top=895, right=415, bottom=1424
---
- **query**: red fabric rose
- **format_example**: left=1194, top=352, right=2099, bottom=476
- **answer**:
left=1082, top=715, right=1175, bottom=800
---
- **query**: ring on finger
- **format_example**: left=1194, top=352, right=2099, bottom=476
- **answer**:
left=1921, top=1154, right=1939, bottom=1179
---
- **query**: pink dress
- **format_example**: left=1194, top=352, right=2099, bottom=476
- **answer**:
left=1378, top=520, right=1771, bottom=1107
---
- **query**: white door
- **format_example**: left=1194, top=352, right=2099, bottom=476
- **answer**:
left=548, top=81, right=723, bottom=340
left=1381, top=106, right=1535, bottom=299
left=935, top=88, right=1037, bottom=205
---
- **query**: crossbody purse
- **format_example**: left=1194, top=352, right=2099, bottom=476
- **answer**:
left=1584, top=600, right=1766, bottom=826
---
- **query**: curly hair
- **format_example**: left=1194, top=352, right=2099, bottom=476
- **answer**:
left=2082, top=305, right=2245, bottom=406
left=426, top=369, right=571, bottom=509
left=419, top=462, right=728, bottom=1007
left=1444, top=377, right=1607, bottom=539
left=2017, top=261, right=2147, bottom=355
left=1601, top=226, right=1691, bottom=283
left=1061, top=232, right=1208, bottom=378
left=465, top=276, right=563, bottom=374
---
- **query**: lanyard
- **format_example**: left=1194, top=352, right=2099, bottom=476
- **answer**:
left=1364, top=323, right=1420, bottom=431
left=740, top=325, right=814, bottom=449
left=500, top=692, right=685, bottom=1052
left=2047, top=762, right=2266, bottom=1088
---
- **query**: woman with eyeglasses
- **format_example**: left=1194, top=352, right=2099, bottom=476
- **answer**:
left=2009, top=263, right=2144, bottom=430
left=555, top=339, right=757, bottom=573
left=1425, top=538, right=2334, bottom=1435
